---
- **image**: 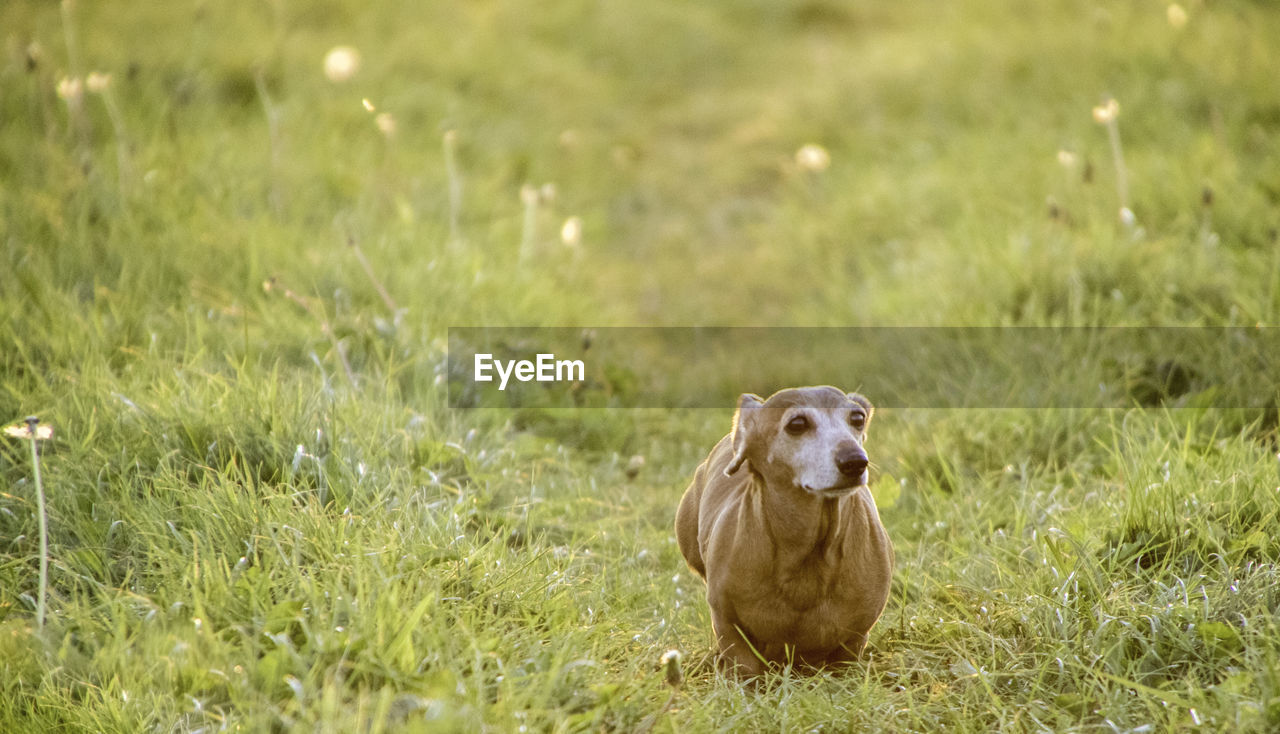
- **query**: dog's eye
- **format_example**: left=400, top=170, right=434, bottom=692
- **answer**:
left=784, top=416, right=810, bottom=435
left=849, top=413, right=866, bottom=431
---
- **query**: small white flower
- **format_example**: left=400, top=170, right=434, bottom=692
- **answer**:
left=4, top=421, right=53, bottom=441
left=1167, top=4, right=1188, bottom=29
left=1056, top=150, right=1078, bottom=168
left=795, top=143, right=831, bottom=172
left=56, top=76, right=83, bottom=103
left=375, top=112, right=396, bottom=138
left=85, top=71, right=112, bottom=94
left=323, top=46, right=360, bottom=82
left=1092, top=98, right=1120, bottom=124
left=560, top=216, right=583, bottom=247
left=558, top=129, right=580, bottom=148
left=519, top=184, right=539, bottom=206
left=1119, top=206, right=1136, bottom=227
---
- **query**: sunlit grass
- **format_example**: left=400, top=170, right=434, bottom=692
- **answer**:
left=3, top=0, right=1280, bottom=731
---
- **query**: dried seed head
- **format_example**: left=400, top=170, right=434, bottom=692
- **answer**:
left=660, top=649, right=683, bottom=688
left=1046, top=197, right=1061, bottom=221
left=25, top=42, right=42, bottom=72
left=625, top=454, right=646, bottom=479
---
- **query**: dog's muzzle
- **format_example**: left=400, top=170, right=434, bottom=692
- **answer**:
left=836, top=449, right=868, bottom=479
left=801, top=446, right=869, bottom=496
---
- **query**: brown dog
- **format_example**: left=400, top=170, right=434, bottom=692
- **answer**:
left=675, top=386, right=893, bottom=674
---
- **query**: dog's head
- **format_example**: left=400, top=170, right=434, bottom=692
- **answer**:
left=725, top=386, right=873, bottom=497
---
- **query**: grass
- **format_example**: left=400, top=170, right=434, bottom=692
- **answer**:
left=3, top=0, right=1280, bottom=730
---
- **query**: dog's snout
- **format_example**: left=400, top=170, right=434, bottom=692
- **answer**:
left=835, top=446, right=868, bottom=477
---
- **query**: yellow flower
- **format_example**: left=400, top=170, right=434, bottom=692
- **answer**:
left=1167, top=4, right=1188, bottom=29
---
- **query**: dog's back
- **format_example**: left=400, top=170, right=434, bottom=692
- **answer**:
left=674, top=435, right=736, bottom=579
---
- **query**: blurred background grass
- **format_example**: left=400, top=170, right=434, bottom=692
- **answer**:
left=3, top=0, right=1280, bottom=731
left=5, top=0, right=1279, bottom=339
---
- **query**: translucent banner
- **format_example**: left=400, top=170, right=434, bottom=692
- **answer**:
left=446, top=327, right=1280, bottom=409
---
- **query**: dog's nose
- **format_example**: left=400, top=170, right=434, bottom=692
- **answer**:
left=836, top=447, right=868, bottom=477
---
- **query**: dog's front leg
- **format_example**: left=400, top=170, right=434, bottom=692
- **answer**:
left=710, top=608, right=766, bottom=676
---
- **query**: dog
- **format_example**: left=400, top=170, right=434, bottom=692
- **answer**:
left=675, top=386, right=893, bottom=675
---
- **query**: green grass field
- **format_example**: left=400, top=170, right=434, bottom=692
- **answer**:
left=4, top=0, right=1280, bottom=731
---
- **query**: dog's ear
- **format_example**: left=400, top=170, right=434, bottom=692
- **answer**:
left=725, top=393, right=764, bottom=476
left=847, top=392, right=874, bottom=437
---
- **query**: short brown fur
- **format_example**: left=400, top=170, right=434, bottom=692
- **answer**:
left=675, top=386, right=893, bottom=674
